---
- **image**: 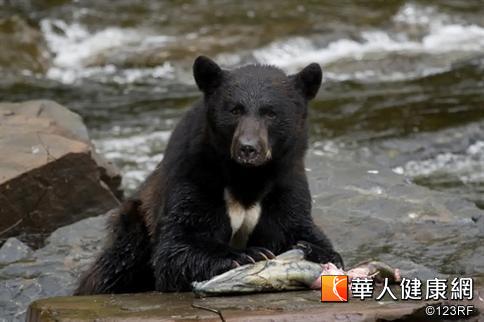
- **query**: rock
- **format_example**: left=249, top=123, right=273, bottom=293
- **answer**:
left=26, top=290, right=483, bottom=321
left=306, top=150, right=484, bottom=279
left=0, top=16, right=51, bottom=73
left=0, top=100, right=122, bottom=246
left=0, top=214, right=108, bottom=322
left=0, top=237, right=32, bottom=266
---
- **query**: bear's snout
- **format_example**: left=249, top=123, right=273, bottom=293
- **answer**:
left=231, top=117, right=270, bottom=167
left=233, top=136, right=266, bottom=166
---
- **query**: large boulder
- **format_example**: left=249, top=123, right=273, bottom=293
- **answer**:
left=0, top=100, right=122, bottom=246
left=306, top=150, right=484, bottom=280
left=26, top=290, right=483, bottom=322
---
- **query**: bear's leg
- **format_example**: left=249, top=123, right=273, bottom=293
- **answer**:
left=257, top=181, right=344, bottom=269
left=295, top=239, right=344, bottom=268
left=151, top=235, right=254, bottom=291
left=74, top=200, right=154, bottom=295
left=296, top=225, right=344, bottom=268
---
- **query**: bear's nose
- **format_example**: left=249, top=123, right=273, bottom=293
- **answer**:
left=239, top=144, right=257, bottom=159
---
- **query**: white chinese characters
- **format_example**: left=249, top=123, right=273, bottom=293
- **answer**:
left=351, top=278, right=374, bottom=300
left=349, top=277, right=474, bottom=301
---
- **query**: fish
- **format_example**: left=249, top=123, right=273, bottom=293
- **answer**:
left=310, top=260, right=401, bottom=289
left=192, top=249, right=400, bottom=296
left=192, top=249, right=321, bottom=295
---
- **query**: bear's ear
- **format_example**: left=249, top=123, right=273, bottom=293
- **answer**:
left=291, top=63, right=322, bottom=100
left=193, top=56, right=223, bottom=94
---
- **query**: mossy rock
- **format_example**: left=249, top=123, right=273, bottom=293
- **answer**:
left=27, top=290, right=483, bottom=321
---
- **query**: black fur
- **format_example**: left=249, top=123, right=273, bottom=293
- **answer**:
left=74, top=200, right=154, bottom=295
left=75, top=56, right=343, bottom=294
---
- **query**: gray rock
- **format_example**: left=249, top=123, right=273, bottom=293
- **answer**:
left=0, top=100, right=122, bottom=246
left=0, top=214, right=108, bottom=322
left=306, top=150, right=484, bottom=279
left=0, top=238, right=32, bottom=266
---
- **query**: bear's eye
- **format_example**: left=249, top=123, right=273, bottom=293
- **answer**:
left=230, top=105, right=244, bottom=116
left=261, top=109, right=276, bottom=119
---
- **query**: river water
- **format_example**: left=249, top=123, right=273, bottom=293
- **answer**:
left=1, top=0, right=484, bottom=208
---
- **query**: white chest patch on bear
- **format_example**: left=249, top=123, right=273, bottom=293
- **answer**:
left=224, top=189, right=261, bottom=249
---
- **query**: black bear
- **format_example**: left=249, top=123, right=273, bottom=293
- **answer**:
left=75, top=56, right=343, bottom=294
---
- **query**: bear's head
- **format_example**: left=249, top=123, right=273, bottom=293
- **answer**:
left=193, top=56, right=322, bottom=167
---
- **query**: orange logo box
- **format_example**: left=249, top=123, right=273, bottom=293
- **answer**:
left=321, top=275, right=348, bottom=302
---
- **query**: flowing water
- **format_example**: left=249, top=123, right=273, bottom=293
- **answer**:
left=1, top=0, right=484, bottom=203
